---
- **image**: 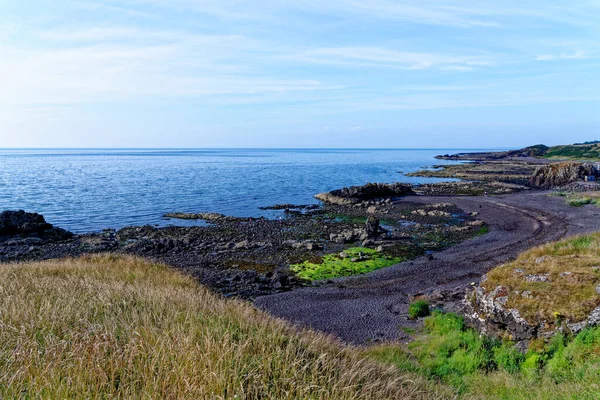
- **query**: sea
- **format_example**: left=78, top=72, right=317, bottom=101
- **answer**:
left=0, top=148, right=485, bottom=233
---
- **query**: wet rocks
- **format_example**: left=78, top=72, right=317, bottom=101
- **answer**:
left=315, top=183, right=414, bottom=205
left=0, top=210, right=72, bottom=242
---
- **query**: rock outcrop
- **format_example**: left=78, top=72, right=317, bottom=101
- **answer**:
left=464, top=279, right=600, bottom=342
left=0, top=210, right=72, bottom=241
left=463, top=284, right=537, bottom=341
left=530, top=162, right=598, bottom=189
left=315, top=183, right=414, bottom=205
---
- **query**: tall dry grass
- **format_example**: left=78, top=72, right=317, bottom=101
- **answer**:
left=0, top=254, right=446, bottom=399
left=483, top=232, right=600, bottom=325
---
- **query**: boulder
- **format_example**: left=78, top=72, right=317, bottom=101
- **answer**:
left=365, top=216, right=380, bottom=238
left=0, top=210, right=72, bottom=241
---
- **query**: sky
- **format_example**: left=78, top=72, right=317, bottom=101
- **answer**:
left=0, top=0, right=599, bottom=148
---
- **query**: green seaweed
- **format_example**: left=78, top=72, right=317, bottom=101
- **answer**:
left=291, top=247, right=402, bottom=280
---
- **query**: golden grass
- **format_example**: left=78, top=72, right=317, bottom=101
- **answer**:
left=483, top=233, right=600, bottom=326
left=0, top=254, right=446, bottom=399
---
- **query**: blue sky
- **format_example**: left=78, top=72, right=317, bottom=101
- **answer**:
left=0, top=1, right=599, bottom=148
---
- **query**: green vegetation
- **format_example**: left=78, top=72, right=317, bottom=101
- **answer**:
left=476, top=225, right=490, bottom=236
left=368, top=311, right=600, bottom=398
left=409, top=300, right=431, bottom=319
left=566, top=197, right=594, bottom=207
left=0, top=255, right=441, bottom=399
left=291, top=247, right=401, bottom=280
left=555, top=191, right=600, bottom=207
left=482, top=232, right=600, bottom=326
left=544, top=143, right=600, bottom=160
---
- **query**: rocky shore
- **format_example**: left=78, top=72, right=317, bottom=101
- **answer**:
left=0, top=191, right=483, bottom=299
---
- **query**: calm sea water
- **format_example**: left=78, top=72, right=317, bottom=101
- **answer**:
left=0, top=149, right=478, bottom=233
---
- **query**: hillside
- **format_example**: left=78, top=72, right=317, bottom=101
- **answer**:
left=543, top=142, right=600, bottom=160
left=437, top=142, right=600, bottom=161
left=0, top=254, right=444, bottom=399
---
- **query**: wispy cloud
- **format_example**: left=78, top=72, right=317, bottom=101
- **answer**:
left=536, top=51, right=589, bottom=61
left=292, top=46, right=494, bottom=70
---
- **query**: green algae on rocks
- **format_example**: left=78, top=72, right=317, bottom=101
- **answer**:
left=291, top=247, right=402, bottom=280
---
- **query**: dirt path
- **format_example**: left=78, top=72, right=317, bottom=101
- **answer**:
left=255, top=191, right=600, bottom=344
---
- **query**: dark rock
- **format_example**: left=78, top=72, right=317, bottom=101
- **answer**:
left=0, top=210, right=72, bottom=242
left=365, top=216, right=380, bottom=238
left=315, top=183, right=414, bottom=205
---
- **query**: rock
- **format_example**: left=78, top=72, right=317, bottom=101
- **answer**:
left=0, top=210, right=72, bottom=242
left=315, top=183, right=414, bottom=205
left=464, top=285, right=537, bottom=341
left=365, top=216, right=380, bottom=238
left=530, top=162, right=598, bottom=189
left=514, top=340, right=529, bottom=354
left=589, top=307, right=600, bottom=326
left=525, top=274, right=550, bottom=283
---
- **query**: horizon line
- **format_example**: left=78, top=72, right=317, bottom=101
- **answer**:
left=0, top=147, right=513, bottom=151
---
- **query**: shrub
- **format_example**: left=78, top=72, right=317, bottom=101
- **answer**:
left=408, top=300, right=431, bottom=319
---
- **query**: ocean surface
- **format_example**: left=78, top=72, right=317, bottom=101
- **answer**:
left=0, top=148, right=483, bottom=233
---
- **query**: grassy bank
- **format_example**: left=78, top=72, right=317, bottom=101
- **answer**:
left=482, top=232, right=600, bottom=327
left=368, top=312, right=600, bottom=399
left=365, top=232, right=600, bottom=399
left=0, top=254, right=443, bottom=399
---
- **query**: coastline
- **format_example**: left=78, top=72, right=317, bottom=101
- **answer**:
left=3, top=146, right=600, bottom=343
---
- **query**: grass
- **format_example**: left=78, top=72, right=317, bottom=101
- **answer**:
left=409, top=300, right=431, bottom=319
left=543, top=143, right=600, bottom=160
left=555, top=191, right=600, bottom=207
left=291, top=247, right=402, bottom=280
left=367, top=311, right=600, bottom=399
left=0, top=254, right=446, bottom=399
left=481, top=232, right=600, bottom=326
left=476, top=225, right=490, bottom=236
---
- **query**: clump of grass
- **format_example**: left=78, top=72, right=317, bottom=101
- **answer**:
left=476, top=225, right=490, bottom=236
left=566, top=197, right=593, bottom=207
left=408, top=300, right=431, bottom=319
left=556, top=191, right=600, bottom=207
left=482, top=232, right=600, bottom=326
left=0, top=254, right=441, bottom=399
left=291, top=247, right=401, bottom=280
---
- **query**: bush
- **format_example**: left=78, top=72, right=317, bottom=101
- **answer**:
left=408, top=300, right=430, bottom=319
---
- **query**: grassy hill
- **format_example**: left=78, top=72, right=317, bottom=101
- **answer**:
left=543, top=142, right=600, bottom=160
left=0, top=254, right=443, bottom=399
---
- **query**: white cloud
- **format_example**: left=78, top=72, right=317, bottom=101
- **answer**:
left=293, top=46, right=493, bottom=70
left=536, top=51, right=589, bottom=61
left=0, top=28, right=341, bottom=106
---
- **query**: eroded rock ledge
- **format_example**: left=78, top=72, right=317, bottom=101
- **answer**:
left=315, top=183, right=415, bottom=205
